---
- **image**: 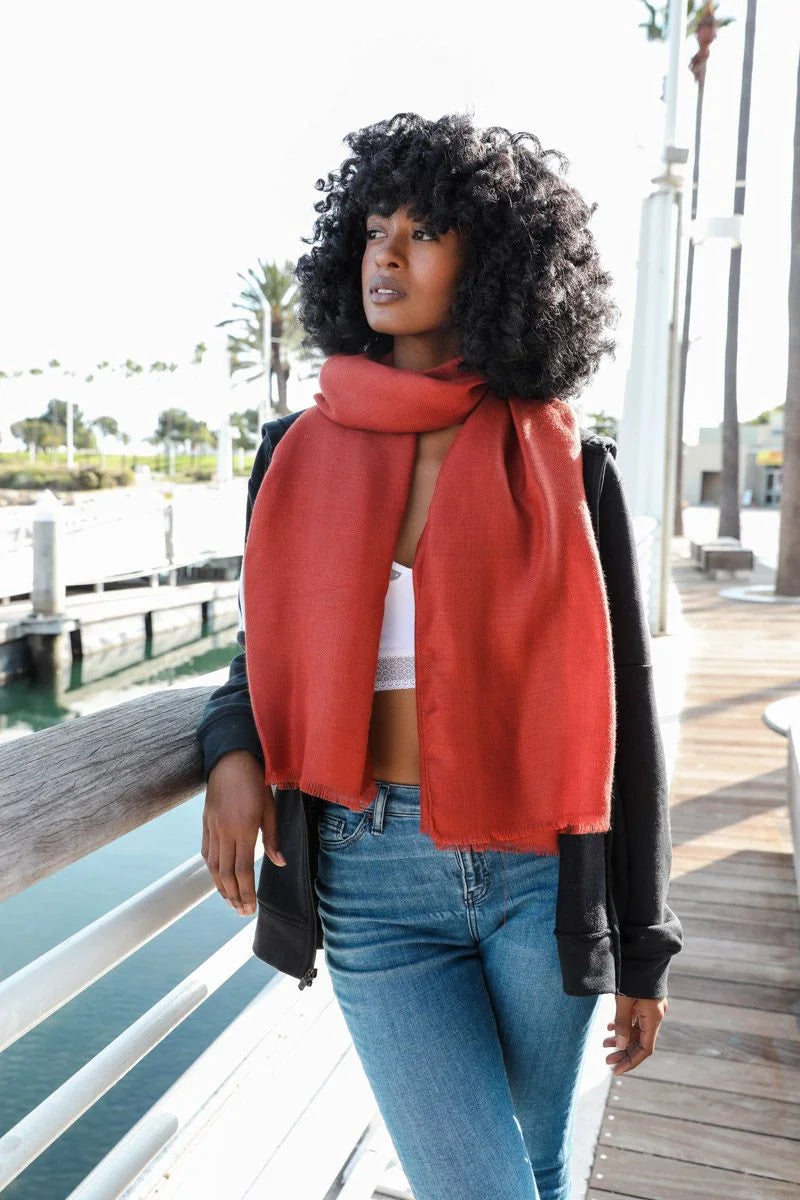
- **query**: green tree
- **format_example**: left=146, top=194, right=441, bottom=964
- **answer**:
left=229, top=407, right=260, bottom=448
left=92, top=415, right=120, bottom=468
left=217, top=259, right=306, bottom=417
left=585, top=410, right=619, bottom=441
left=186, top=418, right=216, bottom=465
left=155, top=407, right=195, bottom=448
left=93, top=415, right=120, bottom=438
left=41, top=398, right=96, bottom=451
left=744, top=404, right=784, bottom=427
left=9, top=418, right=55, bottom=462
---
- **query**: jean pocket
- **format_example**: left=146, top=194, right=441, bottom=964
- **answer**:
left=317, top=804, right=371, bottom=850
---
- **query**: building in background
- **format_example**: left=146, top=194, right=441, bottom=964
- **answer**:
left=682, top=408, right=784, bottom=507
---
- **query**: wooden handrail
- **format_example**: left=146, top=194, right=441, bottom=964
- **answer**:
left=0, top=686, right=213, bottom=903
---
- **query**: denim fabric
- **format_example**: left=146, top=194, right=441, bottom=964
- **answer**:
left=314, top=780, right=599, bottom=1200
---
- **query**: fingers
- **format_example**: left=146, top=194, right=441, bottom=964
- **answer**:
left=604, top=1026, right=648, bottom=1075
left=201, top=813, right=210, bottom=864
left=200, top=755, right=277, bottom=917
left=216, top=833, right=243, bottom=910
left=261, top=804, right=287, bottom=869
left=202, top=822, right=258, bottom=917
left=262, top=839, right=287, bottom=869
left=204, top=827, right=226, bottom=904
left=236, top=852, right=257, bottom=916
left=603, top=996, right=668, bottom=1076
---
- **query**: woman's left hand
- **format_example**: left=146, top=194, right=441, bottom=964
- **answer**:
left=603, top=993, right=668, bottom=1076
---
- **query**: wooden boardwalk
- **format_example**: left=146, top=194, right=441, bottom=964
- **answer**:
left=588, top=545, right=800, bottom=1200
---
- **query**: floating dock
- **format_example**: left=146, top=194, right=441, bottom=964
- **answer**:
left=0, top=580, right=240, bottom=684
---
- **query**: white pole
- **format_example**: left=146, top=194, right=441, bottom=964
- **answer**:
left=661, top=0, right=684, bottom=151
left=618, top=0, right=689, bottom=636
left=258, top=303, right=272, bottom=433
left=66, top=395, right=74, bottom=470
left=206, top=325, right=234, bottom=485
left=31, top=489, right=65, bottom=617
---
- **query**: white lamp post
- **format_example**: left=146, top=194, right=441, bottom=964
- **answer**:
left=618, top=0, right=690, bottom=636
left=690, top=215, right=744, bottom=247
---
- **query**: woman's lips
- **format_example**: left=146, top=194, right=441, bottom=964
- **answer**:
left=369, top=289, right=407, bottom=305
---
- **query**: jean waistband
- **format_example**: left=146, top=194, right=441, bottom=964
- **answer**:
left=315, top=779, right=419, bottom=815
left=301, top=780, right=421, bottom=816
left=369, top=778, right=421, bottom=813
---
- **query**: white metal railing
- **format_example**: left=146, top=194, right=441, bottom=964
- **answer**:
left=0, top=688, right=389, bottom=1200
left=0, top=854, right=221, bottom=1051
left=0, top=920, right=255, bottom=1190
left=632, top=513, right=658, bottom=630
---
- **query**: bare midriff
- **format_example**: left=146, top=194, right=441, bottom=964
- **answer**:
left=366, top=424, right=462, bottom=785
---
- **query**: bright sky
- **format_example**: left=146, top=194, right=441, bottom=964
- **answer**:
left=0, top=0, right=797, bottom=448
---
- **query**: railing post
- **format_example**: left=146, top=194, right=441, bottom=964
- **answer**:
left=164, top=500, right=175, bottom=567
left=21, top=490, right=74, bottom=685
left=31, top=489, right=64, bottom=616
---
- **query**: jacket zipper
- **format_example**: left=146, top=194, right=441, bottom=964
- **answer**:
left=412, top=524, right=428, bottom=838
left=299, top=966, right=318, bottom=989
left=297, top=793, right=320, bottom=989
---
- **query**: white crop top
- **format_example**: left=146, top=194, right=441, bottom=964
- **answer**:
left=374, top=560, right=416, bottom=691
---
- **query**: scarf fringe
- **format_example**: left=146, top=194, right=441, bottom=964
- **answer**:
left=269, top=768, right=610, bottom=853
left=422, top=813, right=611, bottom=855
left=267, top=771, right=377, bottom=810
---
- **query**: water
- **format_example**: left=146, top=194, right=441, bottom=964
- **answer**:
left=0, top=633, right=280, bottom=1200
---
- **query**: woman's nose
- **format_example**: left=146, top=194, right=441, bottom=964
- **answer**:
left=375, top=235, right=405, bottom=267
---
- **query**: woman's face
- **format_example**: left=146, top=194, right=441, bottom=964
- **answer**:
left=360, top=203, right=465, bottom=363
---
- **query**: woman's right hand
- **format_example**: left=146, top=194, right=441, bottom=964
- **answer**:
left=201, top=750, right=287, bottom=917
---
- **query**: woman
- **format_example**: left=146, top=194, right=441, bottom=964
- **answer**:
left=197, top=111, right=682, bottom=1200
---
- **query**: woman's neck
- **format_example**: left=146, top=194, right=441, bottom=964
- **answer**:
left=391, top=331, right=461, bottom=373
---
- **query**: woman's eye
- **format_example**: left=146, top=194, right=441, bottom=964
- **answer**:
left=365, top=228, right=437, bottom=241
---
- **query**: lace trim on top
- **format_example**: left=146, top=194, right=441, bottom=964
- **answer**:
left=374, top=653, right=416, bottom=691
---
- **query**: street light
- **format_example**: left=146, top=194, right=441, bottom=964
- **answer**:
left=689, top=215, right=744, bottom=247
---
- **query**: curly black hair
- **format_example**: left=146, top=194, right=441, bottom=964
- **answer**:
left=295, top=111, right=619, bottom=402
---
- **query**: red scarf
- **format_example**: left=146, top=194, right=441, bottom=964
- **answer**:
left=243, top=351, right=615, bottom=854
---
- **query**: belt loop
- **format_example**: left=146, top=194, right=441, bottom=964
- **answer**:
left=372, top=781, right=388, bottom=835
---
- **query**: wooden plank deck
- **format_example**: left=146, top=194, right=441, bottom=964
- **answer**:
left=588, top=545, right=800, bottom=1200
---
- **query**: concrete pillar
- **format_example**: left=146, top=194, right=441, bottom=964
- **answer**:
left=31, top=489, right=65, bottom=617
left=23, top=489, right=73, bottom=685
left=164, top=501, right=175, bottom=567
left=216, top=424, right=234, bottom=484
left=66, top=397, right=74, bottom=470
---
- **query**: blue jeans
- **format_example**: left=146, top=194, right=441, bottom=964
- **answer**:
left=314, top=780, right=599, bottom=1200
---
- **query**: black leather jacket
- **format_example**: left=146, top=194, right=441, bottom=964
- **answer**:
left=196, top=412, right=683, bottom=997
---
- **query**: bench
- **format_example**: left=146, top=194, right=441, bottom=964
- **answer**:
left=690, top=537, right=754, bottom=577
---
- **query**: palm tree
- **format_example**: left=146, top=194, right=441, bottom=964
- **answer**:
left=217, top=259, right=306, bottom=417
left=775, top=49, right=800, bottom=597
left=639, top=2, right=735, bottom=536
left=718, top=0, right=757, bottom=540
left=91, top=415, right=120, bottom=469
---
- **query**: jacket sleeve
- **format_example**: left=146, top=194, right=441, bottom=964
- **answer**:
left=600, top=450, right=683, bottom=999
left=195, top=430, right=272, bottom=780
